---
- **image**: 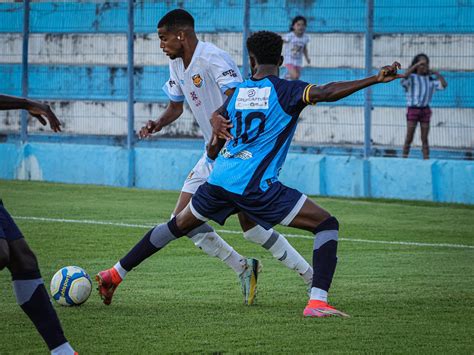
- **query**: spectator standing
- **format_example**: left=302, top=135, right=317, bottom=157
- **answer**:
left=283, top=16, right=311, bottom=80
left=401, top=53, right=447, bottom=159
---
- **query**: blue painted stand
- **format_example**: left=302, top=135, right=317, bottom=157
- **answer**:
left=1, top=142, right=472, bottom=204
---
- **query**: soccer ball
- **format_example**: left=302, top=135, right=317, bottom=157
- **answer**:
left=50, top=266, right=92, bottom=306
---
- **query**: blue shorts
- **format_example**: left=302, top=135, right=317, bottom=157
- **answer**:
left=0, top=200, right=24, bottom=241
left=191, top=182, right=306, bottom=230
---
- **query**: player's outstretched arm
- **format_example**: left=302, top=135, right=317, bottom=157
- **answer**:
left=0, top=94, right=61, bottom=132
left=308, top=62, right=403, bottom=104
left=138, top=100, right=183, bottom=139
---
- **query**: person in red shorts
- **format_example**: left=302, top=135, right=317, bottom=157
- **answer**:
left=400, top=53, right=447, bottom=159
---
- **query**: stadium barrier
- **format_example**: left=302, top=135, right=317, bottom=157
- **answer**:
left=0, top=1, right=473, bottom=203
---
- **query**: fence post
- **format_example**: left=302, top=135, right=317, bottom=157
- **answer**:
left=363, top=0, right=374, bottom=197
left=242, top=0, right=250, bottom=79
left=127, top=0, right=135, bottom=187
left=21, top=0, right=30, bottom=143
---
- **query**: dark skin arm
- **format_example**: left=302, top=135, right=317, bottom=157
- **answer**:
left=207, top=107, right=228, bottom=160
left=308, top=62, right=403, bottom=103
left=139, top=100, right=184, bottom=139
left=209, top=88, right=236, bottom=141
left=0, top=94, right=61, bottom=132
left=210, top=62, right=403, bottom=139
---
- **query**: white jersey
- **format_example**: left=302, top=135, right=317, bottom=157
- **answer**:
left=283, top=32, right=309, bottom=67
left=162, top=41, right=243, bottom=144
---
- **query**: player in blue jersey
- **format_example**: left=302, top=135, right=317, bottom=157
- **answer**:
left=116, top=31, right=402, bottom=317
left=97, top=10, right=314, bottom=308
left=0, top=94, right=76, bottom=354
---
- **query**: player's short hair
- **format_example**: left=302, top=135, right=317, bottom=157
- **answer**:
left=246, top=31, right=283, bottom=65
left=157, top=9, right=194, bottom=31
left=411, top=53, right=430, bottom=66
left=290, top=15, right=307, bottom=31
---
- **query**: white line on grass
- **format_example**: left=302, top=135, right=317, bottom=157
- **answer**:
left=13, top=215, right=474, bottom=250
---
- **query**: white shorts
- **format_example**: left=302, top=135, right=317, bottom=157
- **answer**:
left=181, top=153, right=214, bottom=194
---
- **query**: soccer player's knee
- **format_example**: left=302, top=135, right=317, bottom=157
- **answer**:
left=9, top=240, right=39, bottom=273
left=314, top=216, right=339, bottom=234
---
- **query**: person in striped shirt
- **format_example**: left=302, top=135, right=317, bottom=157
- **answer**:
left=400, top=53, right=447, bottom=159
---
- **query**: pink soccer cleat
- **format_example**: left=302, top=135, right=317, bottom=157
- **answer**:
left=303, top=300, right=350, bottom=318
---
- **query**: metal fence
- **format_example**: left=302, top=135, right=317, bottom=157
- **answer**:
left=0, top=0, right=473, bottom=159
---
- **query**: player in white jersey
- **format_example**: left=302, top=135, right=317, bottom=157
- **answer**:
left=97, top=9, right=313, bottom=306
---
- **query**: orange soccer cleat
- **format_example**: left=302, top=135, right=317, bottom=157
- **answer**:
left=95, top=268, right=123, bottom=306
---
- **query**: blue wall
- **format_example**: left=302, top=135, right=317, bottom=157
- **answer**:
left=1, top=1, right=472, bottom=108
left=1, top=64, right=471, bottom=108
left=1, top=142, right=473, bottom=204
left=1, top=1, right=473, bottom=34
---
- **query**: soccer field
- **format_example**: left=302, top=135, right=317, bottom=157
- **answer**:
left=0, top=180, right=473, bottom=354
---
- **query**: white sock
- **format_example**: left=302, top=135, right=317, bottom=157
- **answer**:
left=51, top=342, right=75, bottom=355
left=244, top=225, right=311, bottom=280
left=223, top=250, right=246, bottom=274
left=310, top=287, right=328, bottom=302
left=113, top=261, right=128, bottom=280
left=301, top=267, right=313, bottom=285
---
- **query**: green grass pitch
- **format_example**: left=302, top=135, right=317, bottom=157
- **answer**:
left=0, top=180, right=473, bottom=353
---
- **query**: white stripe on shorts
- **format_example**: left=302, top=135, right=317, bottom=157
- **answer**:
left=280, top=194, right=307, bottom=226
left=190, top=200, right=209, bottom=222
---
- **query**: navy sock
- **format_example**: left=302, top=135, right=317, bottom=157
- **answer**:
left=12, top=271, right=67, bottom=351
left=311, top=216, right=339, bottom=291
left=120, top=220, right=182, bottom=271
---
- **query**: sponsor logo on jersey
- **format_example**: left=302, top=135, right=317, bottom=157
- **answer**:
left=222, top=69, right=238, bottom=78
left=236, top=87, right=271, bottom=109
left=192, top=74, right=203, bottom=88
left=169, top=79, right=177, bottom=87
left=220, top=147, right=253, bottom=160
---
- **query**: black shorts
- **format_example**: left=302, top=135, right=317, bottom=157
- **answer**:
left=191, top=182, right=306, bottom=230
left=0, top=200, right=24, bottom=241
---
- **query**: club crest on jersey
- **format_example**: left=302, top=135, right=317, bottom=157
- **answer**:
left=192, top=74, right=203, bottom=88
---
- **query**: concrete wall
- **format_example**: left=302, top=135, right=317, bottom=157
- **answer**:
left=1, top=142, right=473, bottom=204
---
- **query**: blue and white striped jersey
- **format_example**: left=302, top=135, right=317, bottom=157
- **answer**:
left=401, top=73, right=445, bottom=107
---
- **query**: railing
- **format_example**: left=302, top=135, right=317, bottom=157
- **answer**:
left=0, top=0, right=472, bottom=160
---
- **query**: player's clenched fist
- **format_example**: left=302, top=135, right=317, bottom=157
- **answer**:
left=376, top=61, right=404, bottom=83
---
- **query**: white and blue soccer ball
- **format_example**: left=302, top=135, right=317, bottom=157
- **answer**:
left=50, top=266, right=92, bottom=306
